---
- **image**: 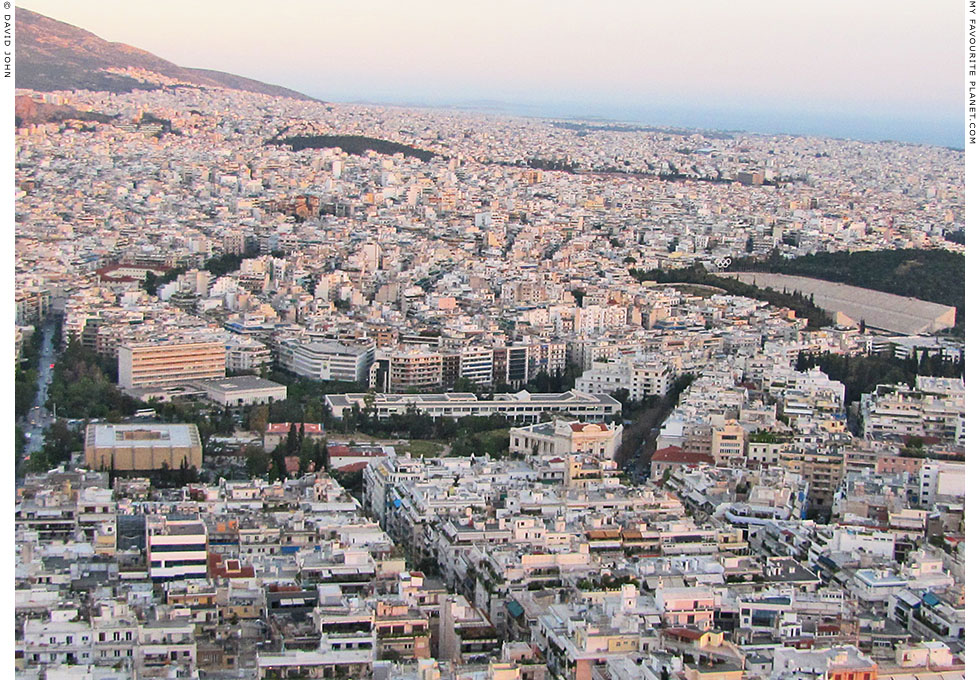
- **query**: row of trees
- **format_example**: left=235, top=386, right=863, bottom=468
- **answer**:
left=45, top=339, right=142, bottom=420
left=795, top=350, right=964, bottom=404
left=15, top=326, right=44, bottom=419
left=24, top=420, right=84, bottom=474
left=331, top=401, right=513, bottom=443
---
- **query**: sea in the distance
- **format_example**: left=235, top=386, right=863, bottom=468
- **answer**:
left=326, top=93, right=964, bottom=151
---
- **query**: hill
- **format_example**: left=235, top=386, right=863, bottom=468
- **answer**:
left=15, top=8, right=317, bottom=101
left=269, top=134, right=440, bottom=162
left=14, top=94, right=116, bottom=126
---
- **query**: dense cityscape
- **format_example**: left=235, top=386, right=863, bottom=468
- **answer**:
left=11, top=9, right=968, bottom=680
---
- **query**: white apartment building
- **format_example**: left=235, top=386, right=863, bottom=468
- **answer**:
left=458, top=347, right=494, bottom=386
left=576, top=355, right=674, bottom=401
left=919, top=461, right=965, bottom=505
left=137, top=621, right=197, bottom=674
left=860, top=378, right=964, bottom=445
left=23, top=611, right=98, bottom=667
left=225, top=335, right=272, bottom=373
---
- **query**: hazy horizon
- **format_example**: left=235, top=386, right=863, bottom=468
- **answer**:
left=321, top=93, right=966, bottom=149
left=19, top=1, right=966, bottom=148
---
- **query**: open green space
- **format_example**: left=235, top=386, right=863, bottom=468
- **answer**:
left=393, top=440, right=447, bottom=458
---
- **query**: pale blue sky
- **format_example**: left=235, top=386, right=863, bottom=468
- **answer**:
left=19, top=1, right=966, bottom=146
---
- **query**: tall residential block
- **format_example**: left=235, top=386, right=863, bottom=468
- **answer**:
left=145, top=516, right=209, bottom=581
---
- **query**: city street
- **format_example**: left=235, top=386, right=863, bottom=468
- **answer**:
left=19, top=320, right=58, bottom=467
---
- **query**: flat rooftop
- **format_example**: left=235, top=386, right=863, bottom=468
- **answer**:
left=158, top=522, right=206, bottom=536
left=89, top=423, right=200, bottom=448
left=195, top=375, right=287, bottom=393
left=293, top=340, right=373, bottom=355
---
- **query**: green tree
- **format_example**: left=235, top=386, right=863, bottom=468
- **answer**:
left=244, top=445, right=270, bottom=478
left=143, top=271, right=158, bottom=295
left=248, top=404, right=269, bottom=434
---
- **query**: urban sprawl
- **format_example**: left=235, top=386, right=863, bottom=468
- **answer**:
left=13, top=76, right=966, bottom=680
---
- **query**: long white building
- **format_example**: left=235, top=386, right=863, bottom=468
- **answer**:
left=325, top=389, right=621, bottom=423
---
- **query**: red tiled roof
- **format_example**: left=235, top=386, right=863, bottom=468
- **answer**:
left=208, top=552, right=256, bottom=579
left=651, top=446, right=714, bottom=465
left=569, top=423, right=608, bottom=432
left=284, top=456, right=316, bottom=474
left=586, top=529, right=621, bottom=540
left=335, top=462, right=370, bottom=473
left=664, top=628, right=707, bottom=641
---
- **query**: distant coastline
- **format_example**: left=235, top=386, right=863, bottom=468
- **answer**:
left=323, top=94, right=964, bottom=150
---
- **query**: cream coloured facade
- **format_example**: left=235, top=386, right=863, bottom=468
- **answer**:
left=509, top=420, right=623, bottom=460
left=84, top=423, right=203, bottom=471
left=711, top=420, right=746, bottom=466
left=118, top=339, right=226, bottom=389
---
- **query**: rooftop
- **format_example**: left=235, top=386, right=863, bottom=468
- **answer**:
left=89, top=423, right=200, bottom=448
left=195, top=375, right=287, bottom=393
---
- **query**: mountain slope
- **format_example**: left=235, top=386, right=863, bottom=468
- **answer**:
left=15, top=8, right=318, bottom=101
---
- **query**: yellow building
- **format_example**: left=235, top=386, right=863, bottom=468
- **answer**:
left=84, top=423, right=203, bottom=471
left=711, top=420, right=746, bottom=466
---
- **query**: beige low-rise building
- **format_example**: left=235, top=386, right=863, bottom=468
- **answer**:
left=84, top=423, right=203, bottom=471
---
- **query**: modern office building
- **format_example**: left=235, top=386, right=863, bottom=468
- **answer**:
left=118, top=339, right=226, bottom=390
left=278, top=339, right=375, bottom=383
